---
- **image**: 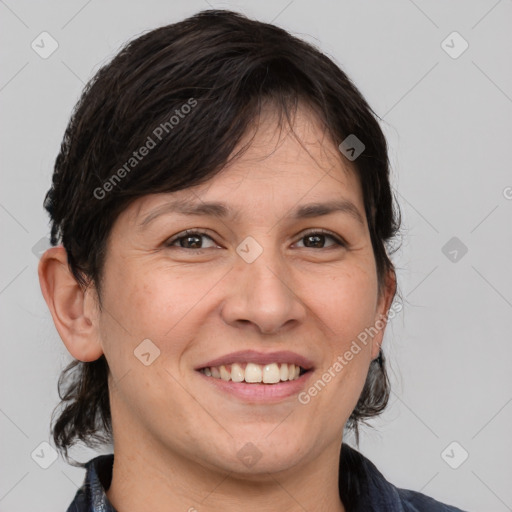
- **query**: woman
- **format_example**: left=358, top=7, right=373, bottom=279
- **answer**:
left=38, top=9, right=466, bottom=512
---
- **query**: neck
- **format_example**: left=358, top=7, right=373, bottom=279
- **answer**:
left=106, top=426, right=346, bottom=512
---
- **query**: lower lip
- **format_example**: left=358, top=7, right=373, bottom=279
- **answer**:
left=196, top=370, right=314, bottom=403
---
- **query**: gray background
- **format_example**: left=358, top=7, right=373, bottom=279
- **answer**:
left=1, top=1, right=511, bottom=510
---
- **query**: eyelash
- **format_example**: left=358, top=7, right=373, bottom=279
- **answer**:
left=164, top=229, right=347, bottom=251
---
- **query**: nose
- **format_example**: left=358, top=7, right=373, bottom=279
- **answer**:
left=220, top=245, right=307, bottom=335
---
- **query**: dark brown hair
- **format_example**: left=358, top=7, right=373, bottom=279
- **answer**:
left=45, top=9, right=402, bottom=466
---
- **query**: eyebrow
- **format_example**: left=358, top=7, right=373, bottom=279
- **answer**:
left=138, top=198, right=365, bottom=228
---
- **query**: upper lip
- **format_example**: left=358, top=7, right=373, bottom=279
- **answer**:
left=195, top=350, right=315, bottom=371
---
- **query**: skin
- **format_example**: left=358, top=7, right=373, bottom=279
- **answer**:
left=39, top=105, right=396, bottom=512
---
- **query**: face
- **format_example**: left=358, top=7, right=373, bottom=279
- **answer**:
left=92, top=106, right=395, bottom=477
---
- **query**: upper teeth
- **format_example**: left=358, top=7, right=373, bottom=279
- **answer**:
left=201, top=362, right=302, bottom=383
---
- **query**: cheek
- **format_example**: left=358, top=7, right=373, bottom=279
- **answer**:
left=317, top=262, right=379, bottom=352
left=98, top=260, right=219, bottom=370
left=302, top=268, right=378, bottom=431
left=97, top=265, right=207, bottom=429
left=104, top=258, right=200, bottom=330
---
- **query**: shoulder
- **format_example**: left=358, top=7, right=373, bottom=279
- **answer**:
left=339, top=443, right=467, bottom=511
left=66, top=454, right=116, bottom=512
left=396, top=487, right=467, bottom=511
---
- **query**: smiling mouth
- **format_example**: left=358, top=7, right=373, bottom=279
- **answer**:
left=198, top=362, right=310, bottom=384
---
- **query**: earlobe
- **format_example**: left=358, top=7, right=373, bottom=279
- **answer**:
left=38, top=246, right=104, bottom=362
left=371, top=268, right=397, bottom=360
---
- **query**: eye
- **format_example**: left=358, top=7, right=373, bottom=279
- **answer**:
left=294, top=230, right=346, bottom=249
left=164, top=229, right=347, bottom=251
left=165, top=230, right=218, bottom=250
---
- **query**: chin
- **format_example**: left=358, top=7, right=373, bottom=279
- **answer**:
left=188, top=434, right=308, bottom=477
left=226, top=450, right=307, bottom=479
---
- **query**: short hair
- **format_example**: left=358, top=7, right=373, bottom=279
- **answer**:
left=44, top=9, right=402, bottom=464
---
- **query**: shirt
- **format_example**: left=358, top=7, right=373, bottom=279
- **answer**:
left=66, top=443, right=467, bottom=511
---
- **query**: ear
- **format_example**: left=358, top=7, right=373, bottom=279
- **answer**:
left=38, top=246, right=103, bottom=362
left=370, top=268, right=397, bottom=360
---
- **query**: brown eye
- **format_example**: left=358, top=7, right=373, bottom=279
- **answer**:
left=296, top=231, right=346, bottom=249
left=165, top=230, right=217, bottom=249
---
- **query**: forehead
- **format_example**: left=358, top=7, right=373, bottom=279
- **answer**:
left=227, top=102, right=350, bottom=173
left=126, top=104, right=364, bottom=227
